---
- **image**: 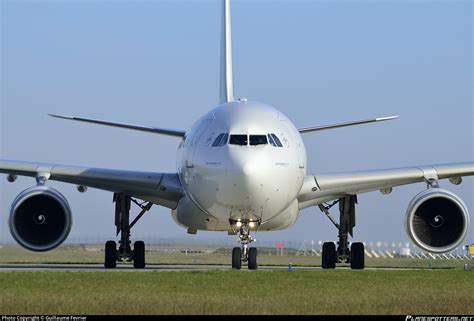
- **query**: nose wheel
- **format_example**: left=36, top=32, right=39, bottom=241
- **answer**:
left=232, top=247, right=242, bottom=269
left=231, top=223, right=258, bottom=270
left=232, top=246, right=258, bottom=270
left=248, top=247, right=258, bottom=270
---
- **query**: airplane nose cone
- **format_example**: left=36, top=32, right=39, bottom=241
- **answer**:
left=241, top=161, right=257, bottom=177
left=219, top=148, right=272, bottom=216
left=229, top=148, right=267, bottom=183
left=184, top=144, right=302, bottom=224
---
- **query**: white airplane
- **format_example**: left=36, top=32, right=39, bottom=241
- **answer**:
left=1, top=0, right=473, bottom=270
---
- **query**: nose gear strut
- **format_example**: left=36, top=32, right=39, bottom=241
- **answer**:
left=230, top=220, right=259, bottom=270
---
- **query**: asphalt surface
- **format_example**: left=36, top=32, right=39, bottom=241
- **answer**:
left=0, top=263, right=318, bottom=272
left=0, top=263, right=423, bottom=272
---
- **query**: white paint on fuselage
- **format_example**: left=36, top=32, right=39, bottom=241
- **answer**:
left=174, top=100, right=306, bottom=231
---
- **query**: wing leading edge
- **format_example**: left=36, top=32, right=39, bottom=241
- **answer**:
left=298, top=116, right=399, bottom=134
left=298, top=162, right=474, bottom=209
left=49, top=114, right=186, bottom=138
left=0, top=160, right=184, bottom=209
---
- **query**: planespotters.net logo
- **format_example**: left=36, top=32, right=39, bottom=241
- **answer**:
left=2, top=317, right=87, bottom=321
left=406, top=316, right=474, bottom=321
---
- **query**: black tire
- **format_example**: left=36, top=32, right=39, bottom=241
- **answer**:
left=350, top=242, right=365, bottom=270
left=248, top=247, right=258, bottom=270
left=133, top=241, right=146, bottom=269
left=232, top=247, right=242, bottom=270
left=104, top=240, right=117, bottom=269
left=322, top=242, right=336, bottom=269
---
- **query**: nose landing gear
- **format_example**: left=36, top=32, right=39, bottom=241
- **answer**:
left=230, top=221, right=258, bottom=270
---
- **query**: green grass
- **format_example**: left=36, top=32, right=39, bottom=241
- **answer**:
left=0, top=269, right=473, bottom=315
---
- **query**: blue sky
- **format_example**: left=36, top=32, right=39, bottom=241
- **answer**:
left=1, top=0, right=472, bottom=246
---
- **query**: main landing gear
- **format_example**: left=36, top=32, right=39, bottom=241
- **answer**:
left=104, top=193, right=152, bottom=269
left=231, top=222, right=258, bottom=270
left=318, top=195, right=365, bottom=270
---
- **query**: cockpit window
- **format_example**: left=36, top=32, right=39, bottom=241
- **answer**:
left=219, top=133, right=228, bottom=146
left=249, top=135, right=267, bottom=146
left=229, top=135, right=248, bottom=146
left=211, top=133, right=229, bottom=147
left=267, top=134, right=276, bottom=147
left=270, top=134, right=283, bottom=147
left=226, top=134, right=282, bottom=147
left=212, top=133, right=225, bottom=147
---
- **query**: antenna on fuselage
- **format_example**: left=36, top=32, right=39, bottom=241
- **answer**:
left=219, top=0, right=235, bottom=105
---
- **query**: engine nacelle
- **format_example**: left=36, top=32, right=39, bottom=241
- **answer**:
left=9, top=186, right=72, bottom=252
left=405, top=188, right=469, bottom=253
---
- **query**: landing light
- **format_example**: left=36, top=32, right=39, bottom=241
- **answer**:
left=249, top=222, right=256, bottom=228
left=236, top=221, right=242, bottom=228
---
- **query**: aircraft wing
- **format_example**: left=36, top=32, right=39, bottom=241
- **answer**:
left=0, top=160, right=184, bottom=209
left=298, top=116, right=399, bottom=134
left=49, top=114, right=186, bottom=138
left=298, top=162, right=474, bottom=209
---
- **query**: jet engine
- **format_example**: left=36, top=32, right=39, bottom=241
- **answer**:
left=405, top=188, right=469, bottom=253
left=9, top=186, right=72, bottom=252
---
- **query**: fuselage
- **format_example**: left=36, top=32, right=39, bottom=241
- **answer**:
left=173, top=100, right=307, bottom=232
